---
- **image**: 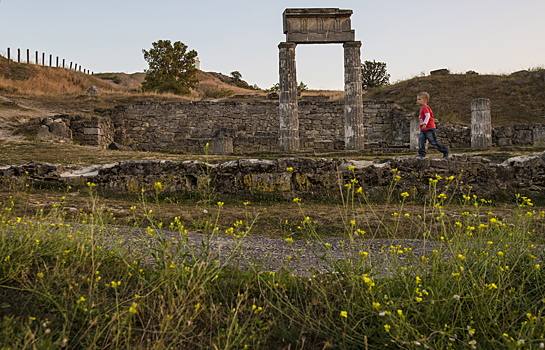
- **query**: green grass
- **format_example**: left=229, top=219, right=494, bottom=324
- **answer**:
left=1, top=173, right=545, bottom=349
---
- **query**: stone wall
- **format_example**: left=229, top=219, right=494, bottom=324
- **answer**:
left=2, top=153, right=545, bottom=200
left=64, top=101, right=543, bottom=153
left=99, top=100, right=411, bottom=153
left=436, top=123, right=545, bottom=148
left=494, top=124, right=545, bottom=147
left=62, top=115, right=115, bottom=147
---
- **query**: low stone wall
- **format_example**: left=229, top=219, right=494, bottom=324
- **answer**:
left=494, top=124, right=545, bottom=147
left=59, top=100, right=543, bottom=153
left=64, top=115, right=114, bottom=147
left=436, top=123, right=545, bottom=149
left=2, top=153, right=545, bottom=200
left=84, top=100, right=411, bottom=153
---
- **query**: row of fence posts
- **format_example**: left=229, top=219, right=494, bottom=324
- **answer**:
left=5, top=48, right=93, bottom=75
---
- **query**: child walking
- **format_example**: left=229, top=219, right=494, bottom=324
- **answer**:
left=415, top=92, right=449, bottom=158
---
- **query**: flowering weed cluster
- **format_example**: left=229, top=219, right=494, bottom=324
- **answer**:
left=1, top=172, right=545, bottom=349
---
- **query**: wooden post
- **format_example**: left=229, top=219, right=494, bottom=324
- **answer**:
left=26, top=49, right=30, bottom=64
left=35, top=51, right=38, bottom=65
left=17, top=48, right=20, bottom=63
left=70, top=62, right=73, bottom=70
left=49, top=54, right=52, bottom=67
left=42, top=53, right=45, bottom=66
left=56, top=56, right=59, bottom=68
left=7, top=48, right=10, bottom=63
left=63, top=59, right=65, bottom=68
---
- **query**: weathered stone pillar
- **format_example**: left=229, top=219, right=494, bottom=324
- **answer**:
left=278, top=42, right=299, bottom=152
left=410, top=117, right=420, bottom=149
left=343, top=41, right=364, bottom=150
left=471, top=98, right=492, bottom=148
left=213, top=137, right=234, bottom=155
left=533, top=126, right=545, bottom=146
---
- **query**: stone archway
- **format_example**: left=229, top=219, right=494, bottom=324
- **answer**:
left=279, top=8, right=364, bottom=152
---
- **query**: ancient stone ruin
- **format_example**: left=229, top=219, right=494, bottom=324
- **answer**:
left=22, top=9, right=545, bottom=155
left=46, top=98, right=545, bottom=155
left=2, top=153, right=545, bottom=200
left=279, top=8, right=364, bottom=152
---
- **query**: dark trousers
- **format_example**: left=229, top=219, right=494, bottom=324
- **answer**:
left=418, top=128, right=448, bottom=156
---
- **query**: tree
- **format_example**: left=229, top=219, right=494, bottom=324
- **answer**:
left=297, top=81, right=308, bottom=92
left=361, top=60, right=390, bottom=90
left=230, top=71, right=242, bottom=82
left=266, top=81, right=307, bottom=92
left=267, top=83, right=280, bottom=92
left=142, top=40, right=198, bottom=95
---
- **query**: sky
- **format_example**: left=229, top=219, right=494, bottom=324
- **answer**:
left=1, top=0, right=544, bottom=90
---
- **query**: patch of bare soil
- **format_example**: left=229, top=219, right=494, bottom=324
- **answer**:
left=0, top=95, right=56, bottom=143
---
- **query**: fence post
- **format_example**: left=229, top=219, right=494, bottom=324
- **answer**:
left=7, top=48, right=10, bottom=63
left=56, top=56, right=59, bottom=68
left=26, top=49, right=30, bottom=64
left=35, top=51, right=38, bottom=65
left=42, top=53, right=45, bottom=66
left=17, top=48, right=20, bottom=63
left=63, top=58, right=65, bottom=68
left=49, top=54, right=52, bottom=67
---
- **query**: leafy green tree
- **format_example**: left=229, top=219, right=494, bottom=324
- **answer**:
left=361, top=60, right=390, bottom=90
left=297, top=81, right=308, bottom=92
left=142, top=40, right=198, bottom=95
left=230, top=71, right=242, bottom=82
left=266, top=81, right=307, bottom=92
left=267, top=83, right=280, bottom=92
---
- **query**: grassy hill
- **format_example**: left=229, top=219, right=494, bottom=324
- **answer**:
left=1, top=54, right=544, bottom=126
left=364, top=70, right=545, bottom=126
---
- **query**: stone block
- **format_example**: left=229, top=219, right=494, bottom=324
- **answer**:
left=84, top=127, right=102, bottom=135
left=497, top=138, right=512, bottom=146
left=283, top=8, right=355, bottom=44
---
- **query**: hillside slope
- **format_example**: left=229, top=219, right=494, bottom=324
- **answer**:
left=364, top=70, right=545, bottom=126
left=1, top=54, right=544, bottom=127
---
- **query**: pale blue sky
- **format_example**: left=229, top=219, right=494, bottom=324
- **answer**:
left=1, top=0, right=544, bottom=90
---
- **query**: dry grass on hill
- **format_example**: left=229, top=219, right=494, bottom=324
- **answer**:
left=364, top=70, right=545, bottom=126
left=1, top=54, right=544, bottom=127
left=0, top=63, right=125, bottom=96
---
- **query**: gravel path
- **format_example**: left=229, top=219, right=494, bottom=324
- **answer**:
left=92, top=225, right=442, bottom=277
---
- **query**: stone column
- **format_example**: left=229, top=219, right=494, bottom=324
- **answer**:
left=343, top=41, right=364, bottom=150
left=471, top=98, right=492, bottom=148
left=278, top=42, right=299, bottom=152
left=410, top=117, right=420, bottom=149
left=533, top=126, right=545, bottom=146
left=213, top=137, right=234, bottom=155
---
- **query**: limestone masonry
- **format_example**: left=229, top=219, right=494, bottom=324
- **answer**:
left=2, top=154, right=545, bottom=200
left=52, top=100, right=544, bottom=154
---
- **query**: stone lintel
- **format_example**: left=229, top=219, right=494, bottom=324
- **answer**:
left=283, top=8, right=355, bottom=44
